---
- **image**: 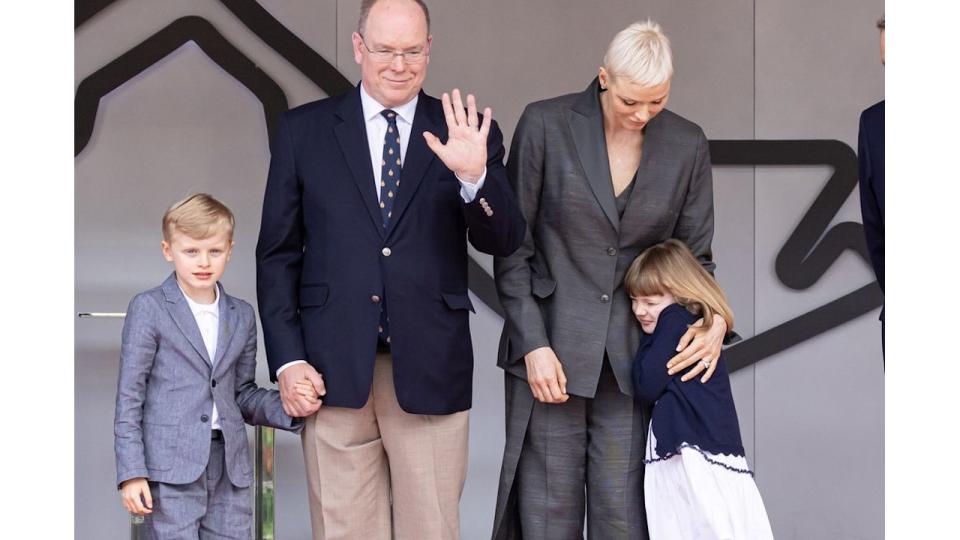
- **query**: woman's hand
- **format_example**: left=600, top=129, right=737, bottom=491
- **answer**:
left=523, top=346, right=569, bottom=403
left=666, top=316, right=727, bottom=383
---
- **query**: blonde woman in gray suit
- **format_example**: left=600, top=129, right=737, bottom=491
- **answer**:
left=493, top=20, right=729, bottom=539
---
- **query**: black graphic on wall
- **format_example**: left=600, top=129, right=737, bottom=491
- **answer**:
left=75, top=1, right=882, bottom=372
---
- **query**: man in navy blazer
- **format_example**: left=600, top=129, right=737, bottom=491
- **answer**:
left=859, top=15, right=884, bottom=352
left=255, top=0, right=524, bottom=536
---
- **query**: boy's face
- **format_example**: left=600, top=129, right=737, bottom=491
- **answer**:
left=630, top=292, right=676, bottom=334
left=161, top=228, right=233, bottom=303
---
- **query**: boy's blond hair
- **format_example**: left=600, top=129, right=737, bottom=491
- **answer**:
left=162, top=193, right=235, bottom=242
left=624, top=239, right=734, bottom=332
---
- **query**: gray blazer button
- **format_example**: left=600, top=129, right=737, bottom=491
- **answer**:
left=201, top=414, right=209, bottom=423
left=607, top=247, right=617, bottom=256
left=382, top=247, right=392, bottom=257
left=211, top=379, right=217, bottom=388
left=600, top=294, right=610, bottom=303
left=371, top=295, right=381, bottom=303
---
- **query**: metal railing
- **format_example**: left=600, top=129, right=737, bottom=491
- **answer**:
left=79, top=312, right=275, bottom=540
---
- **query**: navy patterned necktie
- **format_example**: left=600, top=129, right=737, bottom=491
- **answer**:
left=379, top=109, right=402, bottom=226
left=378, top=109, right=401, bottom=345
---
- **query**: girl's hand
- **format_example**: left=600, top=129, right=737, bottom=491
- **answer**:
left=666, top=316, right=727, bottom=383
left=294, top=379, right=320, bottom=404
left=119, top=477, right=153, bottom=516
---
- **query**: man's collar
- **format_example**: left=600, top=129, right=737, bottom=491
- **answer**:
left=359, top=82, right=418, bottom=125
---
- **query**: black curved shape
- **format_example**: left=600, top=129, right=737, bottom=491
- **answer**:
left=76, top=0, right=120, bottom=28
left=75, top=16, right=288, bottom=156
left=710, top=140, right=869, bottom=290
left=724, top=283, right=881, bottom=372
left=219, top=0, right=355, bottom=97
left=709, top=140, right=882, bottom=369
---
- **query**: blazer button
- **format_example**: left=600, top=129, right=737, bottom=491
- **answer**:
left=201, top=414, right=210, bottom=423
left=600, top=294, right=610, bottom=303
left=371, top=295, right=381, bottom=303
left=211, top=379, right=217, bottom=388
left=607, top=247, right=617, bottom=256
left=382, top=247, right=392, bottom=257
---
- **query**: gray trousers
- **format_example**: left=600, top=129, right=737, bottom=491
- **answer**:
left=515, top=360, right=649, bottom=539
left=143, top=436, right=252, bottom=539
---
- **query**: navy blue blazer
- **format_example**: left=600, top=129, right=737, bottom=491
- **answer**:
left=633, top=304, right=745, bottom=458
left=256, top=86, right=525, bottom=415
left=858, top=100, right=884, bottom=294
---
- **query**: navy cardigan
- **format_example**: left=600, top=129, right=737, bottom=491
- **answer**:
left=632, top=304, right=745, bottom=459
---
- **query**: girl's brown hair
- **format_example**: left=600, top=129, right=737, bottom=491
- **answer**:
left=623, top=239, right=734, bottom=332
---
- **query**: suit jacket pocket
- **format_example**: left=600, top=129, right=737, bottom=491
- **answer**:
left=531, top=276, right=557, bottom=299
left=299, top=284, right=329, bottom=308
left=441, top=292, right=475, bottom=313
left=143, top=422, right=177, bottom=471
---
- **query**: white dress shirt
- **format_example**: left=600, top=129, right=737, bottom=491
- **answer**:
left=181, top=284, right=222, bottom=430
left=275, top=84, right=488, bottom=377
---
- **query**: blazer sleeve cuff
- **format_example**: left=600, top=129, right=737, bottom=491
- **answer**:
left=116, top=467, right=149, bottom=489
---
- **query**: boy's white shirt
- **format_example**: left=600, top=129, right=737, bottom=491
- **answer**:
left=179, top=283, right=222, bottom=430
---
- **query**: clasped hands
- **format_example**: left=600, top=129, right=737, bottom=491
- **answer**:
left=524, top=315, right=727, bottom=404
left=423, top=88, right=491, bottom=183
left=278, top=363, right=327, bottom=417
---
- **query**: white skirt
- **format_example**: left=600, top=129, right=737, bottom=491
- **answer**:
left=644, top=422, right=775, bottom=540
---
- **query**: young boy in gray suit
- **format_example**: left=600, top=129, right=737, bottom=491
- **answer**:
left=114, top=194, right=308, bottom=539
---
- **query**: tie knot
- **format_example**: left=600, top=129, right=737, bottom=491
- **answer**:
left=380, top=109, right=398, bottom=124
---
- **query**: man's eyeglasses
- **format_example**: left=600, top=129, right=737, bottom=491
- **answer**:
left=359, top=35, right=428, bottom=64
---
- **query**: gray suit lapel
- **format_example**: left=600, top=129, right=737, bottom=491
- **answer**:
left=620, top=112, right=667, bottom=240
left=212, top=283, right=238, bottom=372
left=567, top=81, right=619, bottom=233
left=160, top=273, right=212, bottom=367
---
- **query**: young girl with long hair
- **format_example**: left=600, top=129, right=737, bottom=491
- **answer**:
left=625, top=239, right=774, bottom=539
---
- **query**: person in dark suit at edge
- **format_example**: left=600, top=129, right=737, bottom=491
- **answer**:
left=254, top=0, right=525, bottom=537
left=859, top=14, right=884, bottom=356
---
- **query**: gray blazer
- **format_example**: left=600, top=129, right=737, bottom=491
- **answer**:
left=114, top=273, right=302, bottom=488
left=494, top=79, right=715, bottom=398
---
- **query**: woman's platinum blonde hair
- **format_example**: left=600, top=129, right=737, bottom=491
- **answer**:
left=602, top=19, right=674, bottom=87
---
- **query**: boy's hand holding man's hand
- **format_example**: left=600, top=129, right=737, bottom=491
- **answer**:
left=278, top=363, right=326, bottom=417
left=120, top=477, right=153, bottom=516
left=295, top=379, right=322, bottom=403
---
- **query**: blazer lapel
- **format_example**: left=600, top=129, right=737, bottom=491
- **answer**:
left=385, top=91, right=436, bottom=239
left=334, top=86, right=386, bottom=237
left=567, top=79, right=619, bottom=233
left=212, top=283, right=238, bottom=372
left=620, top=112, right=667, bottom=241
left=160, top=273, right=212, bottom=367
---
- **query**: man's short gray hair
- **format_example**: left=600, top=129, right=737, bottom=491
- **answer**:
left=602, top=20, right=673, bottom=87
left=358, top=0, right=431, bottom=35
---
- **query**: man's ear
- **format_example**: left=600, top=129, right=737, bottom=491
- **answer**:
left=352, top=32, right=365, bottom=64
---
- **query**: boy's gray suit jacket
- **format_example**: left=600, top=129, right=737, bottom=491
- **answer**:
left=114, top=272, right=302, bottom=488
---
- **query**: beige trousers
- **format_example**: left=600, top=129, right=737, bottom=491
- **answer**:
left=302, top=353, right=469, bottom=539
